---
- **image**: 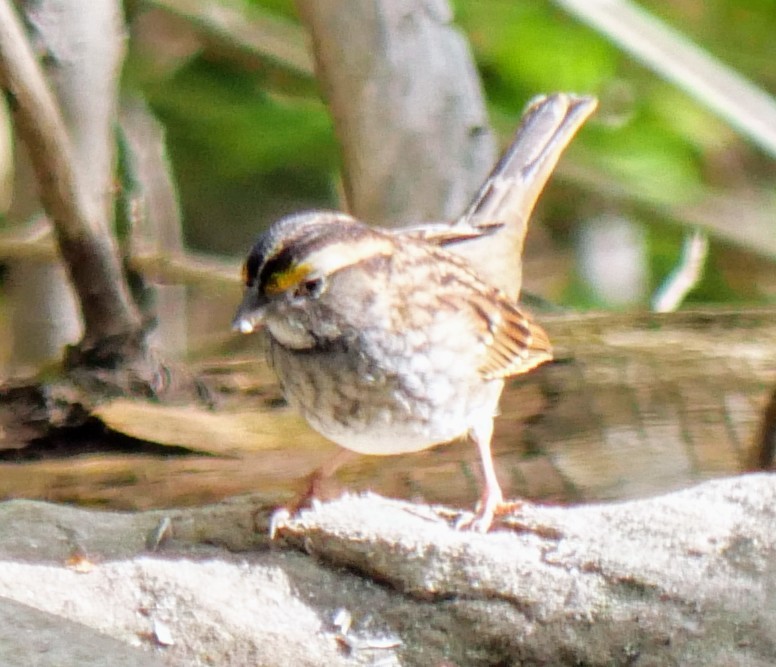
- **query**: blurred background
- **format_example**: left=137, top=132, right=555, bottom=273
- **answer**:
left=0, top=0, right=773, bottom=510
left=1, top=0, right=775, bottom=370
left=130, top=0, right=775, bottom=301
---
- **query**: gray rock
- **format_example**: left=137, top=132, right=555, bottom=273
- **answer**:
left=0, top=475, right=774, bottom=666
left=0, top=596, right=165, bottom=667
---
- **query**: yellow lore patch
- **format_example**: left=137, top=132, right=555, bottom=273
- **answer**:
left=264, top=262, right=312, bottom=296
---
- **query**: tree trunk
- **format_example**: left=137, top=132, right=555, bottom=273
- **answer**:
left=0, top=0, right=145, bottom=367
left=295, top=0, right=496, bottom=226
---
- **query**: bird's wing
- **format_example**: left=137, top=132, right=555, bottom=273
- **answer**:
left=428, top=245, right=554, bottom=380
left=471, top=292, right=554, bottom=380
left=394, top=220, right=503, bottom=245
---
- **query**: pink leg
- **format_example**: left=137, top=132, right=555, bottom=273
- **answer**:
left=289, top=448, right=355, bottom=513
left=458, top=418, right=512, bottom=532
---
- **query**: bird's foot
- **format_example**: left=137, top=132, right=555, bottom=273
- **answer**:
left=455, top=490, right=524, bottom=532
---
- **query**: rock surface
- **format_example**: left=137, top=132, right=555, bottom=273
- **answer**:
left=0, top=474, right=774, bottom=666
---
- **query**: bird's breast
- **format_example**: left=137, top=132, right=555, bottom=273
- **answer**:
left=266, top=332, right=503, bottom=456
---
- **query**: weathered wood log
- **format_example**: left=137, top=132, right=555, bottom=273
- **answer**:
left=0, top=306, right=771, bottom=511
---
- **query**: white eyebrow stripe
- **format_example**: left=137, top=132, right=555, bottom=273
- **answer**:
left=303, top=236, right=394, bottom=275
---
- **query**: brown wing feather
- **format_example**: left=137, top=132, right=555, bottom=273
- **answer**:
left=477, top=296, right=553, bottom=380
left=419, top=242, right=553, bottom=381
left=394, top=221, right=504, bottom=246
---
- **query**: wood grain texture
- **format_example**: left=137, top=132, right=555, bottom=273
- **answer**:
left=1, top=307, right=771, bottom=510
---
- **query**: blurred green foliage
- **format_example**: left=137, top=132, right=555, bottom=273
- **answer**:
left=143, top=58, right=337, bottom=252
left=128, top=0, right=776, bottom=306
left=457, top=2, right=619, bottom=99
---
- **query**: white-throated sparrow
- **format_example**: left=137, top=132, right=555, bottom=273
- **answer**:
left=233, top=93, right=597, bottom=531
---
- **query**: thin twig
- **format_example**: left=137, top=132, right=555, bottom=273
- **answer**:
left=0, top=221, right=239, bottom=286
left=131, top=250, right=239, bottom=287
left=652, top=229, right=708, bottom=312
left=150, top=0, right=314, bottom=77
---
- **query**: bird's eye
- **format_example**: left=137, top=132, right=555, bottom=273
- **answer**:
left=295, top=276, right=324, bottom=299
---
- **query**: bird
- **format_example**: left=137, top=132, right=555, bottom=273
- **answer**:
left=233, top=93, right=597, bottom=531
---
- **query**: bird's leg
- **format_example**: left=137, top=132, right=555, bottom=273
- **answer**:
left=455, top=418, right=522, bottom=532
left=472, top=418, right=502, bottom=528
left=288, top=447, right=356, bottom=514
left=268, top=447, right=357, bottom=539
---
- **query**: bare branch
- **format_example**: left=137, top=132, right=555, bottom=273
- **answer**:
left=652, top=229, right=708, bottom=312
left=150, top=0, right=313, bottom=77
left=0, top=0, right=142, bottom=358
left=0, top=224, right=239, bottom=288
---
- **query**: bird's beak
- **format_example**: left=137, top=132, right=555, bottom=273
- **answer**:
left=232, top=290, right=267, bottom=334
